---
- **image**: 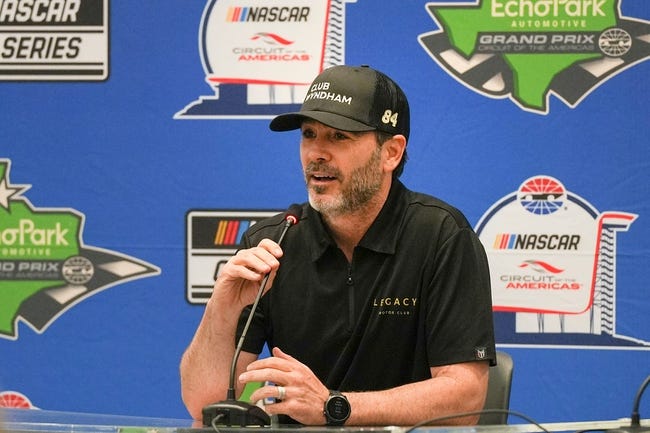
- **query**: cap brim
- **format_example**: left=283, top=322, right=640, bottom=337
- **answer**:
left=269, top=110, right=375, bottom=133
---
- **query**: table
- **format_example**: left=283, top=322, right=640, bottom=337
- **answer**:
left=2, top=408, right=648, bottom=433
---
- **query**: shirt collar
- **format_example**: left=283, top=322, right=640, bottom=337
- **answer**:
left=305, top=180, right=407, bottom=261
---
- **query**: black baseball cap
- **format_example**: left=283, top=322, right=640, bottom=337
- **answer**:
left=269, top=65, right=410, bottom=140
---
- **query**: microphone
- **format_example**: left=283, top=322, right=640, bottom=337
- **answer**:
left=605, top=374, right=650, bottom=433
left=202, top=204, right=303, bottom=428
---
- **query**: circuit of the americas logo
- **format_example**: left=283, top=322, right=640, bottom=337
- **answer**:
left=174, top=0, right=357, bottom=119
left=475, top=175, right=648, bottom=348
left=0, top=159, right=159, bottom=340
left=185, top=209, right=279, bottom=304
left=418, top=0, right=650, bottom=114
left=0, top=0, right=109, bottom=81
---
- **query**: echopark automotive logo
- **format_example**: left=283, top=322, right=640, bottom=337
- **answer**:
left=418, top=0, right=650, bottom=114
left=0, top=159, right=160, bottom=341
left=475, top=175, right=647, bottom=348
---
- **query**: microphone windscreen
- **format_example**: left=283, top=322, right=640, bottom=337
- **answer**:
left=285, top=204, right=303, bottom=225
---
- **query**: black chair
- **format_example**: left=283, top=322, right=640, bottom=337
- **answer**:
left=478, top=351, right=514, bottom=425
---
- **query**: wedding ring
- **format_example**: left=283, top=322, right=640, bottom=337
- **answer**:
left=277, top=385, right=286, bottom=400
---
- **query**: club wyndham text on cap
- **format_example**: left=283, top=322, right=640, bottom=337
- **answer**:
left=270, top=65, right=410, bottom=140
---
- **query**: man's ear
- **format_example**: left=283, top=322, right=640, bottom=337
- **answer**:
left=383, top=134, right=407, bottom=172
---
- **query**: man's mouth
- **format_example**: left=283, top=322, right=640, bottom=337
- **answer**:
left=311, top=174, right=337, bottom=183
left=306, top=162, right=340, bottom=186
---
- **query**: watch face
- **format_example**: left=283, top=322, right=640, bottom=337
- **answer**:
left=326, top=396, right=349, bottom=421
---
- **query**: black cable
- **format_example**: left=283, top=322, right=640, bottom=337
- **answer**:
left=210, top=413, right=226, bottom=432
left=630, top=375, right=650, bottom=428
left=403, top=409, right=551, bottom=433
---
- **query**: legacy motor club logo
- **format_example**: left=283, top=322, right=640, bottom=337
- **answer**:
left=175, top=0, right=357, bottom=119
left=0, top=159, right=160, bottom=340
left=418, top=0, right=650, bottom=114
left=475, top=175, right=648, bottom=348
left=185, top=209, right=279, bottom=304
left=0, top=0, right=109, bottom=81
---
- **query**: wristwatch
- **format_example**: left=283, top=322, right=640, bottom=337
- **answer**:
left=323, top=390, right=351, bottom=426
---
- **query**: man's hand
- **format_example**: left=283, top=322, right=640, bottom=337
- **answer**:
left=240, top=347, right=330, bottom=425
left=212, top=238, right=284, bottom=310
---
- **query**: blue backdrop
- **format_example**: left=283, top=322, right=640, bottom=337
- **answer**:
left=1, top=0, right=648, bottom=426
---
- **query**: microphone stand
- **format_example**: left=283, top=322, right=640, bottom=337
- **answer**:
left=202, top=208, right=300, bottom=427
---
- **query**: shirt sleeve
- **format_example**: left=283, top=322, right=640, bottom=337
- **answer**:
left=424, top=226, right=497, bottom=367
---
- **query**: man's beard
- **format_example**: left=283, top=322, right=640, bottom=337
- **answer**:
left=305, top=147, right=383, bottom=217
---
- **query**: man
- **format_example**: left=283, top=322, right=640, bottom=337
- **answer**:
left=180, top=65, right=496, bottom=426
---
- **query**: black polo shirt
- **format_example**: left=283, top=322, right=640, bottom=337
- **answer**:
left=237, top=180, right=496, bottom=392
